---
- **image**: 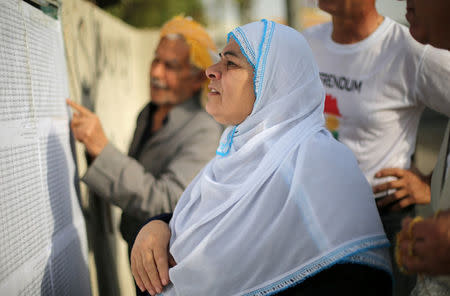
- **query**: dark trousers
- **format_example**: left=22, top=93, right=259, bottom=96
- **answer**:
left=278, top=263, right=392, bottom=296
left=380, top=205, right=417, bottom=296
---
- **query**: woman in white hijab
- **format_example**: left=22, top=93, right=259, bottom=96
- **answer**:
left=131, top=20, right=392, bottom=296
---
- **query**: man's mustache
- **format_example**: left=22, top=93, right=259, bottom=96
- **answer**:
left=151, top=78, right=168, bottom=90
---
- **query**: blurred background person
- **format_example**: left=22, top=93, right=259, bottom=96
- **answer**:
left=68, top=15, right=222, bottom=295
left=302, top=0, right=450, bottom=295
left=396, top=0, right=450, bottom=295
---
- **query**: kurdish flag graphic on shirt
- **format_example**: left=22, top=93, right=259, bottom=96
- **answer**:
left=324, top=94, right=341, bottom=139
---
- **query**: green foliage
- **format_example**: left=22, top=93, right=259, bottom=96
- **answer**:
left=105, top=0, right=205, bottom=28
left=234, top=0, right=252, bottom=23
left=235, top=0, right=251, bottom=10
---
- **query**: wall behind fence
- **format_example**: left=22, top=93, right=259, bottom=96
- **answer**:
left=61, top=0, right=160, bottom=295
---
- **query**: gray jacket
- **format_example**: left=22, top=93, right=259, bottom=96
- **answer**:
left=82, top=97, right=222, bottom=244
left=431, top=119, right=450, bottom=211
left=411, top=119, right=450, bottom=296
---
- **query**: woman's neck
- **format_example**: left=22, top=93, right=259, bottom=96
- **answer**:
left=331, top=11, right=384, bottom=44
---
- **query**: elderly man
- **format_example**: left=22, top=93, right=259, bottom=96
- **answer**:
left=302, top=1, right=450, bottom=295
left=67, top=15, right=222, bottom=291
left=396, top=0, right=450, bottom=295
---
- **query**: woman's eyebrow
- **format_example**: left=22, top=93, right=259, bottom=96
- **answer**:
left=219, top=50, right=240, bottom=59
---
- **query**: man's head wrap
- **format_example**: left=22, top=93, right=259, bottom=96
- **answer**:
left=160, top=15, right=218, bottom=71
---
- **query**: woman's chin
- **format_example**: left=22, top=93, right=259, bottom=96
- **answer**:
left=207, top=112, right=229, bottom=126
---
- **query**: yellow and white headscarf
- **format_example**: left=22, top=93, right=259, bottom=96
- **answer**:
left=160, top=16, right=217, bottom=105
left=160, top=15, right=217, bottom=71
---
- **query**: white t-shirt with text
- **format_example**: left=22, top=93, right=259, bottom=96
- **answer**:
left=303, top=17, right=450, bottom=188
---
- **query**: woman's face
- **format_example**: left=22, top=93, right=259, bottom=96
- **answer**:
left=205, top=39, right=255, bottom=126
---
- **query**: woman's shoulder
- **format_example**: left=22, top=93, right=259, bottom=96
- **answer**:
left=304, top=130, right=355, bottom=157
left=296, top=130, right=372, bottom=196
left=300, top=130, right=361, bottom=175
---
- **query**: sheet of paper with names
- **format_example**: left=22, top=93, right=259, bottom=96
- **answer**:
left=0, top=1, right=90, bottom=294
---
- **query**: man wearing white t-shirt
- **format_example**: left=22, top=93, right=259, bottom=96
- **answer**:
left=302, top=1, right=450, bottom=295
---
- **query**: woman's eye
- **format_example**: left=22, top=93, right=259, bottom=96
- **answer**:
left=227, top=61, right=236, bottom=67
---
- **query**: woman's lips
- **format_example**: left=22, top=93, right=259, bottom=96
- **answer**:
left=208, top=85, right=221, bottom=95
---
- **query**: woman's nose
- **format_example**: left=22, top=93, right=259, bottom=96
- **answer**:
left=206, top=64, right=221, bottom=80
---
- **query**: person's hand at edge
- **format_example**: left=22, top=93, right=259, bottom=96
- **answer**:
left=397, top=210, right=450, bottom=275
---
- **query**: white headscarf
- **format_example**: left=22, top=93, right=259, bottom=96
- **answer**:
left=165, top=20, right=391, bottom=296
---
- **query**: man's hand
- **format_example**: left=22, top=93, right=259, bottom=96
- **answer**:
left=67, top=99, right=108, bottom=158
left=397, top=210, right=450, bottom=275
left=131, top=220, right=176, bottom=295
left=373, top=168, right=431, bottom=211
